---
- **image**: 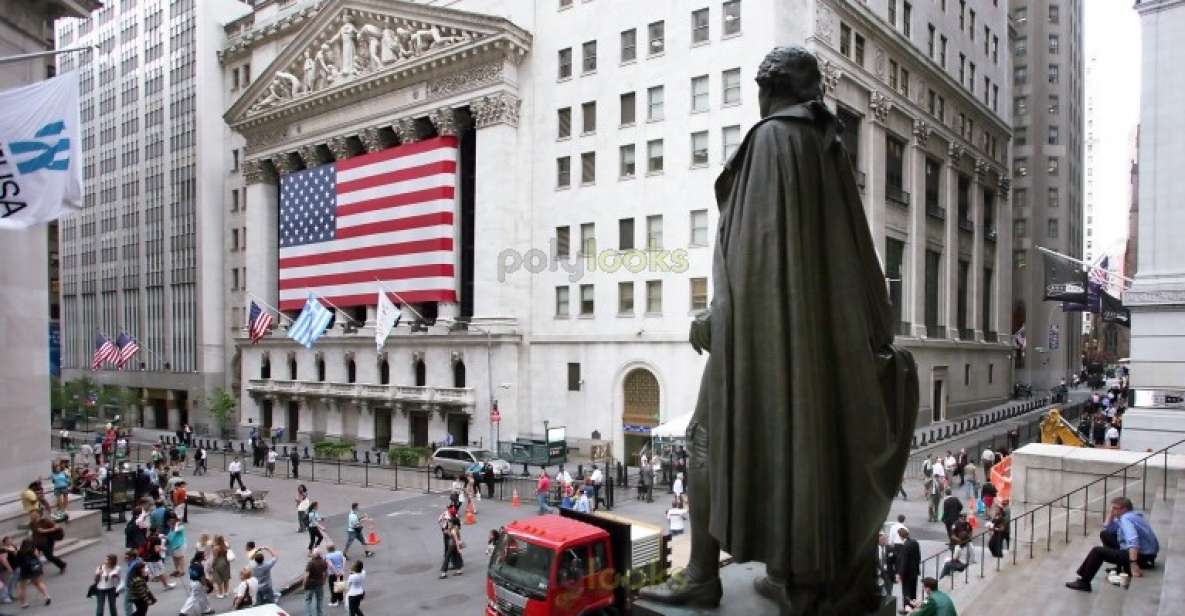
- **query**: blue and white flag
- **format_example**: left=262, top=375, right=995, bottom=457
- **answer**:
left=287, top=295, right=333, bottom=348
left=0, top=72, right=82, bottom=229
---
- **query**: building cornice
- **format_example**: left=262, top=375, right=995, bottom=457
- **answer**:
left=1135, top=0, right=1185, bottom=16
left=821, top=0, right=1011, bottom=135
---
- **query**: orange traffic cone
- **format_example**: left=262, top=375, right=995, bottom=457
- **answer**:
left=464, top=499, right=477, bottom=525
left=511, top=488, right=520, bottom=508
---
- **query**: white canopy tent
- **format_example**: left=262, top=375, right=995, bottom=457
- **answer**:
left=650, top=412, right=693, bottom=439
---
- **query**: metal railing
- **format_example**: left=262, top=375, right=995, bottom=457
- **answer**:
left=908, top=399, right=1072, bottom=470
left=53, top=433, right=636, bottom=510
left=915, top=432, right=1185, bottom=601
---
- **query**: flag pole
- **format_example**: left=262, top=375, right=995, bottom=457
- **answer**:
left=1036, top=246, right=1135, bottom=287
left=247, top=293, right=295, bottom=325
left=373, top=278, right=428, bottom=323
left=314, top=294, right=363, bottom=326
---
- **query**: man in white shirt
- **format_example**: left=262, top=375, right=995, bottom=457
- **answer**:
left=589, top=466, right=604, bottom=511
left=932, top=457, right=947, bottom=488
left=556, top=467, right=572, bottom=488
left=672, top=472, right=686, bottom=508
left=1106, top=424, right=1120, bottom=448
left=229, top=457, right=246, bottom=490
left=982, top=448, right=996, bottom=479
left=237, top=486, right=256, bottom=510
left=266, top=449, right=278, bottom=477
left=888, top=514, right=908, bottom=546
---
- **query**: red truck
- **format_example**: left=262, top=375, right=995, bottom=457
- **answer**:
left=486, top=509, right=667, bottom=616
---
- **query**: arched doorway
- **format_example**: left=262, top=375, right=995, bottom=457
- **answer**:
left=622, top=368, right=660, bottom=463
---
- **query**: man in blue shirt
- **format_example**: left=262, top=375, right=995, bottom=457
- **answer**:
left=343, top=502, right=373, bottom=559
left=1066, top=497, right=1159, bottom=591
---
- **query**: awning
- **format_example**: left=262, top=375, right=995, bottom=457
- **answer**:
left=649, top=412, right=693, bottom=439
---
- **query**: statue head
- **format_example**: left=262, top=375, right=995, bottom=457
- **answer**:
left=755, top=46, right=823, bottom=117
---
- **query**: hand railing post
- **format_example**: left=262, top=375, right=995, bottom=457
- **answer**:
left=1028, top=511, right=1034, bottom=559
left=1142, top=459, right=1148, bottom=510
left=1083, top=483, right=1089, bottom=536
left=1047, top=504, right=1052, bottom=552
left=1064, top=494, right=1070, bottom=544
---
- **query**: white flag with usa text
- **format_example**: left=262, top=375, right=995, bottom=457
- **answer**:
left=0, top=72, right=82, bottom=229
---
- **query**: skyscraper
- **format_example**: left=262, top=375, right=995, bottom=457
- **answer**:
left=1008, top=0, right=1084, bottom=389
left=54, top=0, right=251, bottom=432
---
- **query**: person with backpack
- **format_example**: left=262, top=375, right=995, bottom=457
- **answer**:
left=127, top=562, right=155, bottom=616
left=30, top=514, right=66, bottom=574
left=231, top=566, right=257, bottom=610
left=177, top=551, right=212, bottom=616
left=140, top=534, right=175, bottom=592
left=438, top=509, right=464, bottom=579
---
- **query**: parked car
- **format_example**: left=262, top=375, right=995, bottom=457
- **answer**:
left=431, top=446, right=511, bottom=479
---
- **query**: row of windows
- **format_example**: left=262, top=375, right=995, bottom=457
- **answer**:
left=554, top=210, right=709, bottom=257
left=555, top=278, right=708, bottom=318
left=1011, top=188, right=1059, bottom=210
left=555, top=127, right=740, bottom=187
left=1013, top=156, right=1060, bottom=177
left=557, top=71, right=741, bottom=141
left=1013, top=64, right=1061, bottom=86
left=256, top=354, right=459, bottom=388
left=557, top=2, right=741, bottom=80
left=1011, top=218, right=1061, bottom=240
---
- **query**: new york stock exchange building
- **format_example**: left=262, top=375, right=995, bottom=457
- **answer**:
left=222, top=0, right=1013, bottom=460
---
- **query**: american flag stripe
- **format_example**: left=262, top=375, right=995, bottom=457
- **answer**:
left=248, top=301, right=273, bottom=343
left=281, top=278, right=456, bottom=303
left=278, top=136, right=458, bottom=312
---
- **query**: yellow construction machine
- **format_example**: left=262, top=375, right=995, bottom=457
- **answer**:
left=1039, top=407, right=1091, bottom=447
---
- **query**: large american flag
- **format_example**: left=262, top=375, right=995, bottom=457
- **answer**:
left=278, top=136, right=459, bottom=311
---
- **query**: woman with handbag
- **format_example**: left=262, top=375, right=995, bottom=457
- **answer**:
left=210, top=535, right=231, bottom=599
left=91, top=553, right=120, bottom=616
left=14, top=539, right=50, bottom=608
left=128, top=562, right=156, bottom=616
left=178, top=551, right=213, bottom=616
left=346, top=560, right=366, bottom=616
left=324, top=544, right=345, bottom=607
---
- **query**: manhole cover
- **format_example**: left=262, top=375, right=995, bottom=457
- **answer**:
left=435, top=593, right=469, bottom=606
left=395, top=562, right=435, bottom=575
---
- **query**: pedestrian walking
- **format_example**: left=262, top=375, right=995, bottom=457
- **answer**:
left=228, top=457, right=245, bottom=490
left=266, top=448, right=277, bottom=477
left=193, top=447, right=206, bottom=476
left=178, top=550, right=213, bottom=616
left=482, top=462, right=496, bottom=499
left=30, top=513, right=67, bottom=574
left=347, top=560, right=366, bottom=616
left=672, top=472, right=685, bottom=508
left=438, top=509, right=464, bottom=578
left=1, top=535, right=18, bottom=604
left=117, top=548, right=142, bottom=616
left=307, top=501, right=326, bottom=556
left=981, top=448, right=996, bottom=480
left=343, top=503, right=374, bottom=559
left=141, top=533, right=176, bottom=591
left=296, top=485, right=310, bottom=533
left=210, top=536, right=231, bottom=599
left=91, top=553, right=120, bottom=616
left=895, top=528, right=921, bottom=614
left=590, top=465, right=605, bottom=510
left=535, top=471, right=551, bottom=515
left=324, top=544, right=345, bottom=607
left=166, top=517, right=187, bottom=578
left=128, top=562, right=155, bottom=616
left=14, top=539, right=50, bottom=608
left=302, top=551, right=328, bottom=616
left=963, top=460, right=979, bottom=501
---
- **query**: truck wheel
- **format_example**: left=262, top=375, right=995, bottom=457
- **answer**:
left=435, top=466, right=445, bottom=479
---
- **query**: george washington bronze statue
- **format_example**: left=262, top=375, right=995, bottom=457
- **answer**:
left=638, top=46, right=919, bottom=615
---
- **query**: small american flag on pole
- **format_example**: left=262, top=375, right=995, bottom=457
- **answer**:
left=1090, top=255, right=1109, bottom=290
left=113, top=332, right=140, bottom=369
left=91, top=332, right=117, bottom=370
left=277, top=136, right=459, bottom=311
left=248, top=301, right=273, bottom=344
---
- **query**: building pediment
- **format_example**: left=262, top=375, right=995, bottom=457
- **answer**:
left=225, top=0, right=530, bottom=133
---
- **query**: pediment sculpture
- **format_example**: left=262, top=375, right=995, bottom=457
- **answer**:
left=247, top=13, right=479, bottom=115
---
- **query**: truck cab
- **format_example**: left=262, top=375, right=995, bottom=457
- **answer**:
left=487, top=511, right=667, bottom=616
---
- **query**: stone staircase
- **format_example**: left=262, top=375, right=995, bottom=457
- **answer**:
left=0, top=491, right=103, bottom=551
left=946, top=477, right=1185, bottom=615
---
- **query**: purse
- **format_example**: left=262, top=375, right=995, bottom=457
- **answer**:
left=86, top=583, right=97, bottom=598
left=333, top=580, right=347, bottom=594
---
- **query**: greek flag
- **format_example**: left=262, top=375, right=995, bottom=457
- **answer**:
left=287, top=295, right=333, bottom=348
left=0, top=72, right=82, bottom=228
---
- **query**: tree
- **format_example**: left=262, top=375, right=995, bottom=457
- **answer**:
left=204, top=387, right=237, bottom=438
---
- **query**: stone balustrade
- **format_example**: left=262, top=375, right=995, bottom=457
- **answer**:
left=247, top=378, right=475, bottom=409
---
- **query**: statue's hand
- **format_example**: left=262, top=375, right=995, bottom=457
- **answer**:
left=689, top=309, right=712, bottom=355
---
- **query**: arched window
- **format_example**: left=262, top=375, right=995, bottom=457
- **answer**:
left=414, top=359, right=426, bottom=387
left=260, top=357, right=270, bottom=379
left=380, top=359, right=390, bottom=385
left=453, top=360, right=466, bottom=388
left=288, top=357, right=297, bottom=380
left=317, top=358, right=326, bottom=382
left=347, top=359, right=356, bottom=383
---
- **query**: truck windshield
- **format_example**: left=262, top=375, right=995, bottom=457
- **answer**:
left=489, top=534, right=553, bottom=596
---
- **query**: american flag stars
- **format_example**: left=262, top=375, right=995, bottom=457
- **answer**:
left=280, top=164, right=337, bottom=248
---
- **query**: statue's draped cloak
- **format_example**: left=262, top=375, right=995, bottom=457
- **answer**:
left=698, top=102, right=915, bottom=591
